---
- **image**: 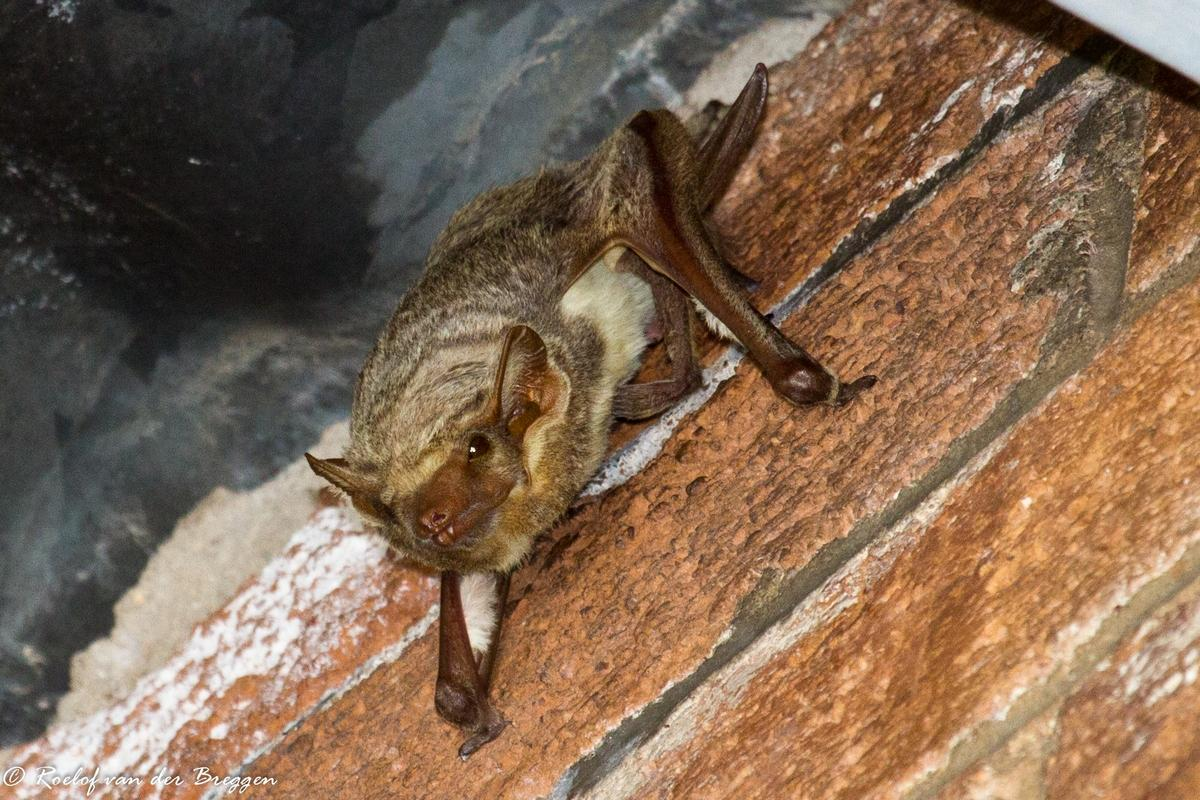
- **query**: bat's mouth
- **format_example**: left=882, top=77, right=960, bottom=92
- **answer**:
left=400, top=508, right=501, bottom=569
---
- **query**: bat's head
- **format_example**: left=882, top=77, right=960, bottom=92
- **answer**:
left=306, top=325, right=573, bottom=573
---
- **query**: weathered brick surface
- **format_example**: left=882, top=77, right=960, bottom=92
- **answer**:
left=713, top=0, right=1090, bottom=306
left=621, top=0, right=1091, bottom=449
left=3, top=504, right=437, bottom=799
left=941, top=708, right=1063, bottom=800
left=241, top=10, right=1126, bottom=799
left=585, top=227, right=1200, bottom=800
left=945, top=574, right=1200, bottom=800
left=1126, top=69, right=1200, bottom=293
left=1044, top=575, right=1200, bottom=800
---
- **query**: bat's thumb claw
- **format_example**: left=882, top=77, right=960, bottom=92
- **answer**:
left=458, top=715, right=510, bottom=760
left=835, top=374, right=878, bottom=406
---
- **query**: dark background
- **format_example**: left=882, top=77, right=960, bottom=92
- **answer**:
left=0, top=0, right=837, bottom=745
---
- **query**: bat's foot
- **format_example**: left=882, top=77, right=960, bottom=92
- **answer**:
left=458, top=707, right=510, bottom=760
left=614, top=372, right=702, bottom=420
left=766, top=355, right=837, bottom=406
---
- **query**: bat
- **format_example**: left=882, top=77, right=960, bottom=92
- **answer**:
left=306, top=64, right=875, bottom=758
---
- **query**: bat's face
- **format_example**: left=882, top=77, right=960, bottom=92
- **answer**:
left=306, top=325, right=564, bottom=573
left=377, top=416, right=531, bottom=572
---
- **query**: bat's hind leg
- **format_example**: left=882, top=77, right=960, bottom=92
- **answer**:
left=613, top=251, right=701, bottom=420
left=619, top=109, right=876, bottom=407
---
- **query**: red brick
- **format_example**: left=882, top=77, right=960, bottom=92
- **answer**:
left=1044, top=576, right=1200, bottom=799
left=589, top=213, right=1200, bottom=800
left=713, top=0, right=1090, bottom=305
left=940, top=709, right=1062, bottom=800
left=945, top=573, right=1200, bottom=800
left=1126, top=70, right=1200, bottom=293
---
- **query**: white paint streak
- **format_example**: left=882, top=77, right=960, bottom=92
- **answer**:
left=582, top=347, right=743, bottom=497
left=594, top=0, right=700, bottom=109
left=915, top=78, right=976, bottom=140
left=1118, top=583, right=1200, bottom=706
left=217, top=604, right=439, bottom=795
left=896, top=153, right=956, bottom=195
left=8, top=508, right=438, bottom=798
left=1041, top=152, right=1066, bottom=184
left=36, top=0, right=78, bottom=22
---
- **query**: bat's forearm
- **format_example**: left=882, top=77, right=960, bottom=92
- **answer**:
left=435, top=571, right=510, bottom=759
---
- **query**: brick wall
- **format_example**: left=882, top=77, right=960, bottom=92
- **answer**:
left=6, top=0, right=1200, bottom=797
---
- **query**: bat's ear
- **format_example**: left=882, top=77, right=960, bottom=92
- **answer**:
left=304, top=454, right=389, bottom=521
left=305, top=454, right=368, bottom=494
left=487, top=324, right=563, bottom=443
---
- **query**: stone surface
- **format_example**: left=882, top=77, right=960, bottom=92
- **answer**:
left=1126, top=68, right=1200, bottom=293
left=2, top=503, right=437, bottom=799
left=585, top=218, right=1200, bottom=800
left=1043, top=576, right=1200, bottom=800
left=239, top=5, right=1126, bottom=797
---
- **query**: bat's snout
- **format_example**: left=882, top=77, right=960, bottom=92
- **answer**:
left=416, top=504, right=473, bottom=547
left=412, top=453, right=516, bottom=551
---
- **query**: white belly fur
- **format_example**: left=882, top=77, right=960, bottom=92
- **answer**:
left=559, top=246, right=655, bottom=388
left=691, top=297, right=738, bottom=342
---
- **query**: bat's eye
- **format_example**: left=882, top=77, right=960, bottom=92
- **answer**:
left=467, top=433, right=491, bottom=461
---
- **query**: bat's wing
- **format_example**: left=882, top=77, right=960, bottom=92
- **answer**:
left=614, top=109, right=876, bottom=407
left=696, top=63, right=769, bottom=211
left=560, top=65, right=768, bottom=296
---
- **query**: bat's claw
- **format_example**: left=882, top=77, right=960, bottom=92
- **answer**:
left=833, top=374, right=877, bottom=406
left=436, top=678, right=510, bottom=759
left=458, top=710, right=510, bottom=760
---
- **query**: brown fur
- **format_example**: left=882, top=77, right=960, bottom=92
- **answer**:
left=307, top=64, right=877, bottom=757
left=310, top=133, right=662, bottom=573
left=308, top=65, right=873, bottom=576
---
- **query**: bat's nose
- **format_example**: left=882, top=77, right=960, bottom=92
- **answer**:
left=419, top=508, right=450, bottom=536
left=419, top=507, right=468, bottom=547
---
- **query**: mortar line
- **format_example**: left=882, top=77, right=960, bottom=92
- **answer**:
left=902, top=539, right=1200, bottom=800
left=579, top=428, right=1019, bottom=800
left=896, top=242, right=1200, bottom=800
